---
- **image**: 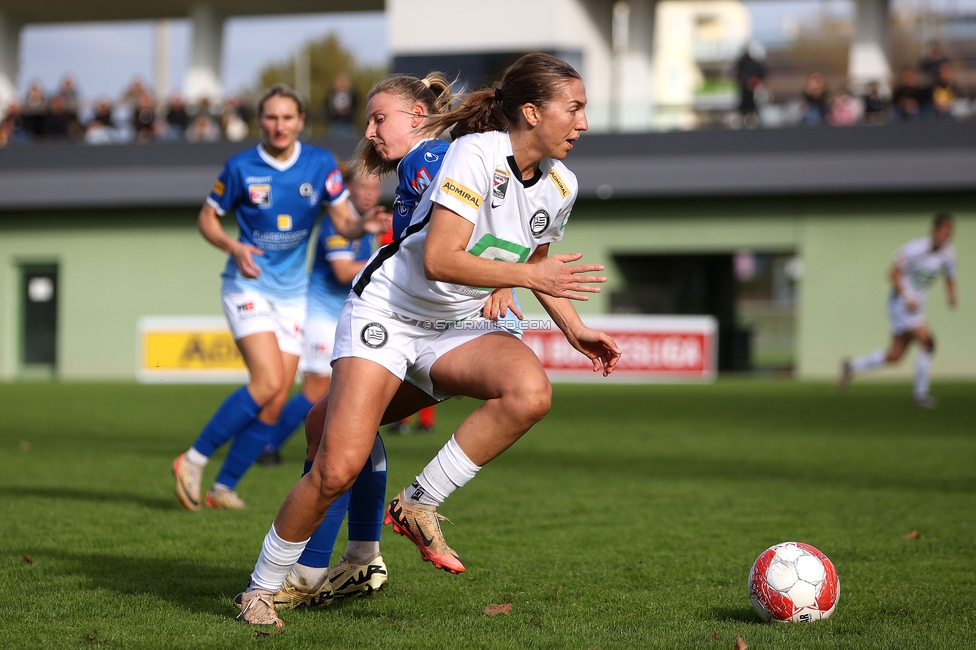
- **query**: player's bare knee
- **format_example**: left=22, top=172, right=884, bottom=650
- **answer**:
left=510, top=375, right=552, bottom=424
left=925, top=334, right=936, bottom=354
left=249, top=375, right=284, bottom=405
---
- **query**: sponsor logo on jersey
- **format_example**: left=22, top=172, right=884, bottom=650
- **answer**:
left=424, top=151, right=440, bottom=163
left=440, top=177, right=482, bottom=210
left=325, top=169, right=344, bottom=198
left=299, top=181, right=320, bottom=207
left=492, top=168, right=510, bottom=201
left=549, top=169, right=569, bottom=199
left=277, top=215, right=293, bottom=231
left=360, top=322, right=389, bottom=348
left=212, top=179, right=225, bottom=197
left=249, top=184, right=272, bottom=208
left=530, top=209, right=550, bottom=237
left=410, top=168, right=433, bottom=194
left=394, top=195, right=409, bottom=217
left=326, top=234, right=350, bottom=250
left=246, top=176, right=273, bottom=184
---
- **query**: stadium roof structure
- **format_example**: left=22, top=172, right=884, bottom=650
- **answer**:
left=2, top=0, right=382, bottom=24
left=1, top=123, right=975, bottom=210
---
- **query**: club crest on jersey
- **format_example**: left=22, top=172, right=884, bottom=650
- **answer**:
left=360, top=322, right=389, bottom=349
left=249, top=184, right=272, bottom=208
left=325, top=169, right=344, bottom=198
left=299, top=182, right=320, bottom=207
left=493, top=168, right=510, bottom=201
left=394, top=195, right=409, bottom=217
left=530, top=209, right=550, bottom=237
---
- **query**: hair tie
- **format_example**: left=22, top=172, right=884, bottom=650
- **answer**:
left=421, top=78, right=431, bottom=89
left=493, top=87, right=504, bottom=103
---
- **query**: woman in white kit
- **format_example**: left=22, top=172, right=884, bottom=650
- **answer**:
left=839, top=212, right=957, bottom=407
left=236, top=53, right=622, bottom=627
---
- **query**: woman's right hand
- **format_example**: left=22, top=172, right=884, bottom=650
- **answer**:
left=232, top=241, right=264, bottom=279
left=532, top=252, right=606, bottom=301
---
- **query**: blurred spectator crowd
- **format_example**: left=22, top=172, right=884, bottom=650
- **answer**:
left=0, top=76, right=253, bottom=147
left=736, top=43, right=972, bottom=128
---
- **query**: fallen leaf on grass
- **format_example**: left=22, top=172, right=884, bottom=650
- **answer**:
left=484, top=603, right=512, bottom=616
left=20, top=441, right=30, bottom=451
left=900, top=530, right=932, bottom=539
left=711, top=632, right=721, bottom=640
left=255, top=628, right=283, bottom=637
left=23, top=555, right=32, bottom=564
left=733, top=633, right=748, bottom=650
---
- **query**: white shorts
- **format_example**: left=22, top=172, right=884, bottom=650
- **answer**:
left=301, top=316, right=338, bottom=376
left=221, top=292, right=305, bottom=357
left=332, top=296, right=521, bottom=401
left=887, top=294, right=926, bottom=336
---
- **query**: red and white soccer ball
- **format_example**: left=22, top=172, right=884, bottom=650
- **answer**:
left=749, top=542, right=839, bottom=623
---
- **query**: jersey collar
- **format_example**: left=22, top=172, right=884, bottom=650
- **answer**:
left=258, top=141, right=302, bottom=172
left=395, top=138, right=435, bottom=176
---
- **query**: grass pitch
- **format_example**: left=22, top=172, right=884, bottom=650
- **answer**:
left=1, top=381, right=974, bottom=649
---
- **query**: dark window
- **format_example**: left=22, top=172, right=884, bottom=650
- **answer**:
left=21, top=264, right=58, bottom=367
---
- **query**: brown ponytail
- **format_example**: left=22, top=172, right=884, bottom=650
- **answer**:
left=355, top=72, right=458, bottom=175
left=423, top=53, right=582, bottom=139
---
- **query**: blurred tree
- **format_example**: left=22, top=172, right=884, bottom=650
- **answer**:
left=255, top=33, right=387, bottom=135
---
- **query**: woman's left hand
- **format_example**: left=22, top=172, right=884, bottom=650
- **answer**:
left=567, top=327, right=621, bottom=377
left=482, top=289, right=523, bottom=321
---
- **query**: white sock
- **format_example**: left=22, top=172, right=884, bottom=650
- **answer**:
left=914, top=350, right=933, bottom=398
left=850, top=349, right=886, bottom=373
left=344, top=540, right=380, bottom=564
left=406, top=435, right=481, bottom=507
left=250, top=524, right=310, bottom=591
left=212, top=482, right=232, bottom=492
left=291, top=563, right=329, bottom=589
left=186, top=447, right=209, bottom=466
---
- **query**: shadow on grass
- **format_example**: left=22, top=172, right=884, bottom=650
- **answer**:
left=0, top=486, right=177, bottom=511
left=35, top=549, right=246, bottom=617
left=712, top=606, right=762, bottom=624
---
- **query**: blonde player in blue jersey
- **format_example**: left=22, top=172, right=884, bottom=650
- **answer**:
left=171, top=85, right=388, bottom=511
left=236, top=54, right=621, bottom=627
left=271, top=73, right=459, bottom=609
left=839, top=212, right=957, bottom=407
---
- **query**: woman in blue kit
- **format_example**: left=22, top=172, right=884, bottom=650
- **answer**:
left=271, top=73, right=459, bottom=609
left=170, top=84, right=388, bottom=512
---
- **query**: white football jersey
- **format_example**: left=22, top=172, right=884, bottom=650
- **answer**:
left=353, top=130, right=577, bottom=321
left=894, top=236, right=956, bottom=305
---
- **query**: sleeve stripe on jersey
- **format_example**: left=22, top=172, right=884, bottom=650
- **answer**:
left=353, top=207, right=433, bottom=297
left=206, top=196, right=226, bottom=216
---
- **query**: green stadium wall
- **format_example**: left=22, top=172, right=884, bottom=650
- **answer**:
left=1, top=194, right=972, bottom=381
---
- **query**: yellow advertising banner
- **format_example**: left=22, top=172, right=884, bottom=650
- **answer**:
left=138, top=317, right=248, bottom=383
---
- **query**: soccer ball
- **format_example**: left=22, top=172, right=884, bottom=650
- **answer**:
left=748, top=542, right=839, bottom=623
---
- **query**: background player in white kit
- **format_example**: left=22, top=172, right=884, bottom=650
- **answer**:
left=236, top=53, right=621, bottom=627
left=839, top=212, right=957, bottom=406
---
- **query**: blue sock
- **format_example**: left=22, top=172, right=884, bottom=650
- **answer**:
left=213, top=420, right=276, bottom=490
left=191, top=385, right=261, bottom=457
left=347, top=434, right=388, bottom=541
left=268, top=393, right=315, bottom=451
left=298, top=475, right=351, bottom=569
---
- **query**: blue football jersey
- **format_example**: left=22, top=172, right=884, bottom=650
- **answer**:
left=207, top=142, right=350, bottom=303
left=308, top=223, right=375, bottom=319
left=391, top=138, right=449, bottom=240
